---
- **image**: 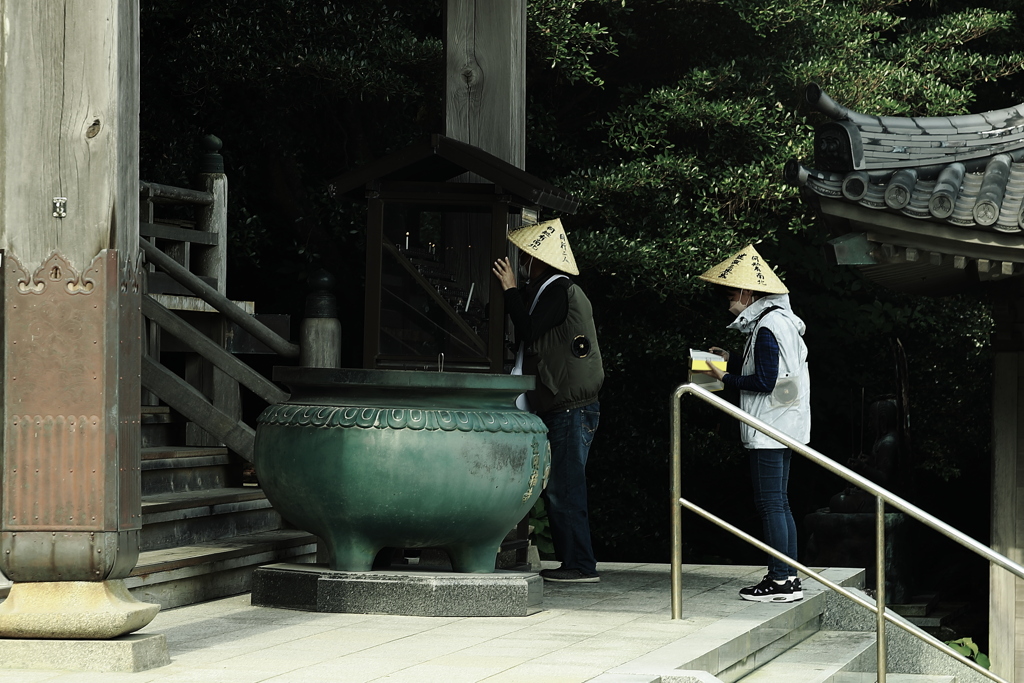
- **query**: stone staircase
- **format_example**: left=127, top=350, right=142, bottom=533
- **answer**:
left=124, top=409, right=317, bottom=609
left=588, top=568, right=990, bottom=683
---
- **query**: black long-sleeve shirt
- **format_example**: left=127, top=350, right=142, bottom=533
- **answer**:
left=723, top=327, right=780, bottom=393
left=503, top=275, right=570, bottom=345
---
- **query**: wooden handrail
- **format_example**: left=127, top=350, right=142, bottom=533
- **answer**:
left=142, top=295, right=289, bottom=405
left=140, top=221, right=219, bottom=245
left=141, top=357, right=255, bottom=462
left=140, top=181, right=214, bottom=206
left=140, top=238, right=300, bottom=358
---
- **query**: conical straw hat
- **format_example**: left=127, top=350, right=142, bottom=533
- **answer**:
left=697, top=244, right=788, bottom=294
left=507, top=218, right=579, bottom=276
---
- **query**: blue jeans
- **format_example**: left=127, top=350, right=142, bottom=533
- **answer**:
left=541, top=402, right=599, bottom=575
left=749, top=448, right=797, bottom=580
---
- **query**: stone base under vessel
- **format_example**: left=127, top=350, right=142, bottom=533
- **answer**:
left=251, top=563, right=543, bottom=617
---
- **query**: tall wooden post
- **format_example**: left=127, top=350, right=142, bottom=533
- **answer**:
left=445, top=0, right=526, bottom=373
left=0, top=1, right=159, bottom=640
left=992, top=279, right=1024, bottom=681
left=184, top=137, right=241, bottom=447
left=445, top=0, right=526, bottom=167
left=445, top=0, right=531, bottom=562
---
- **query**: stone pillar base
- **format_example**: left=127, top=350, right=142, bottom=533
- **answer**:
left=0, top=580, right=160, bottom=639
left=0, top=633, right=169, bottom=672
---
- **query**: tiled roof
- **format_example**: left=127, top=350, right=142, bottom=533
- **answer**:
left=786, top=84, right=1024, bottom=233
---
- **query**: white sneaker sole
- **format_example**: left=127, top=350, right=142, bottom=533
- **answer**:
left=739, top=592, right=802, bottom=603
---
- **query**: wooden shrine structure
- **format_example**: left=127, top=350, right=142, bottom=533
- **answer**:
left=329, top=134, right=578, bottom=373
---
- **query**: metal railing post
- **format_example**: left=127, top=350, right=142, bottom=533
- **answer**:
left=671, top=386, right=685, bottom=619
left=876, top=495, right=887, bottom=683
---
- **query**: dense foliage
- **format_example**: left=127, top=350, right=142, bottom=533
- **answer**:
left=140, top=0, right=1022, bottom=586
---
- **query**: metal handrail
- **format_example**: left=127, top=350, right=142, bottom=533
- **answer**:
left=679, top=497, right=1000, bottom=682
left=671, top=381, right=1017, bottom=682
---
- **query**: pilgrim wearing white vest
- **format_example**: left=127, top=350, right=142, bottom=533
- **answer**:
left=697, top=244, right=811, bottom=603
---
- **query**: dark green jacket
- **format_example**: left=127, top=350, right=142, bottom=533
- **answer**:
left=524, top=283, right=604, bottom=414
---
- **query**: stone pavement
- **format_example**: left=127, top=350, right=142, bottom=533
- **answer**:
left=0, top=562, right=794, bottom=683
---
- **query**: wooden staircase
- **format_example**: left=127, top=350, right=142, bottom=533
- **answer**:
left=128, top=346, right=320, bottom=612
left=124, top=413, right=317, bottom=608
left=129, top=154, right=318, bottom=609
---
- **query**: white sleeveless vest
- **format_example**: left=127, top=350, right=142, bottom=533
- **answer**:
left=727, top=295, right=811, bottom=449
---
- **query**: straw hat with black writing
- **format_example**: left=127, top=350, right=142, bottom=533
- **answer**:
left=697, top=244, right=788, bottom=294
left=507, top=218, right=579, bottom=276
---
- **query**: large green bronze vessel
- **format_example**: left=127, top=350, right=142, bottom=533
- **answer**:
left=254, top=368, right=550, bottom=572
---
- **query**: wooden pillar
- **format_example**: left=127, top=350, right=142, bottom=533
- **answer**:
left=0, top=0, right=156, bottom=638
left=363, top=197, right=385, bottom=368
left=445, top=0, right=530, bottom=568
left=195, top=136, right=229, bottom=298
left=445, top=0, right=526, bottom=373
left=185, top=141, right=241, bottom=446
left=445, top=0, right=526, bottom=168
left=991, top=280, right=1024, bottom=681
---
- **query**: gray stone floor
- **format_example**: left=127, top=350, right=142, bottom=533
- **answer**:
left=0, top=562, right=793, bottom=683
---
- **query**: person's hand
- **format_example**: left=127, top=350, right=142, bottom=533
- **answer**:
left=492, top=257, right=517, bottom=291
left=704, top=362, right=727, bottom=382
left=695, top=347, right=728, bottom=381
left=695, top=363, right=727, bottom=381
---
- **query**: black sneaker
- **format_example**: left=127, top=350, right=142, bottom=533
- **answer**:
left=739, top=575, right=801, bottom=603
left=539, top=567, right=600, bottom=583
left=790, top=578, right=803, bottom=600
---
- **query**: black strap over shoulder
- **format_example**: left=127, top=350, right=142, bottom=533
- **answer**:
left=752, top=305, right=782, bottom=326
left=743, top=305, right=783, bottom=359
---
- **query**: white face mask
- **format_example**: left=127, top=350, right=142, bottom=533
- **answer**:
left=728, top=290, right=752, bottom=317
left=518, top=255, right=534, bottom=280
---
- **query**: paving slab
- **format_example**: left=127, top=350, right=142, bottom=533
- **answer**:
left=0, top=563, right=878, bottom=683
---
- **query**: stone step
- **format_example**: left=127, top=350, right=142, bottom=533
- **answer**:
left=591, top=567, right=867, bottom=683
left=889, top=593, right=939, bottom=619
left=901, top=603, right=969, bottom=629
left=819, top=586, right=990, bottom=683
left=833, top=674, right=956, bottom=683
left=127, top=528, right=318, bottom=609
left=141, top=445, right=233, bottom=495
left=141, top=487, right=283, bottom=552
left=733, top=630, right=876, bottom=682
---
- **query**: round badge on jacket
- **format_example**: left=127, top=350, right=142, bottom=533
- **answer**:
left=572, top=335, right=591, bottom=358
